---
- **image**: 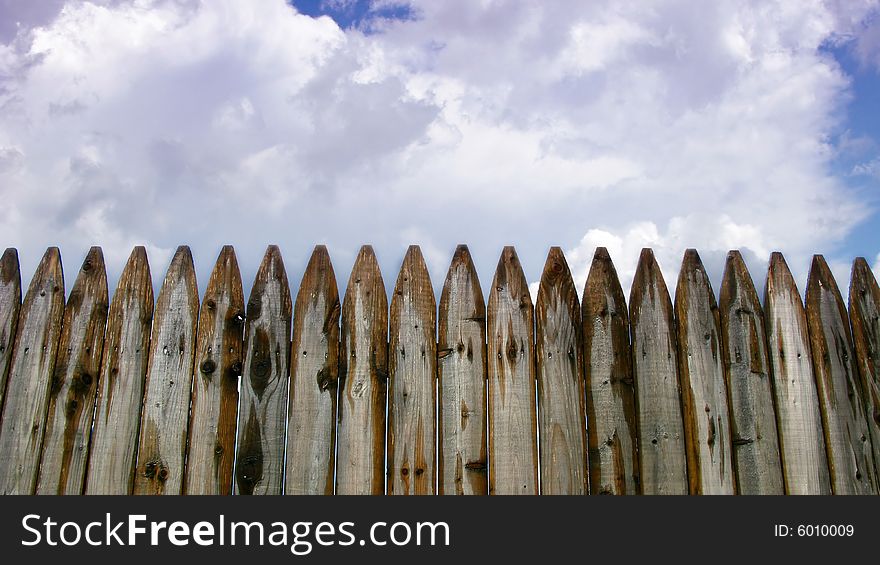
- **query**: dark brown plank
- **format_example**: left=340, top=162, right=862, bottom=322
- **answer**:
left=336, top=245, right=388, bottom=495
left=133, top=246, right=199, bottom=495
left=287, top=245, right=339, bottom=495
left=718, top=250, right=784, bottom=495
left=0, top=248, right=21, bottom=413
left=37, top=247, right=109, bottom=494
left=388, top=246, right=436, bottom=495
left=764, top=252, right=830, bottom=494
left=536, top=247, right=586, bottom=495
left=849, top=257, right=880, bottom=485
left=582, top=247, right=638, bottom=495
left=85, top=246, right=153, bottom=494
left=438, top=245, right=487, bottom=495
left=487, top=246, right=538, bottom=495
left=185, top=246, right=244, bottom=495
left=805, top=255, right=877, bottom=494
left=675, top=249, right=734, bottom=494
left=0, top=247, right=65, bottom=494
left=629, top=248, right=687, bottom=494
left=234, top=245, right=292, bottom=495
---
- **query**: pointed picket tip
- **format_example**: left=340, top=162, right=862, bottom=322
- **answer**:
left=806, top=254, right=844, bottom=305
left=720, top=250, right=761, bottom=313
left=161, top=245, right=197, bottom=295
left=490, top=246, right=530, bottom=307
left=345, top=245, right=385, bottom=298
left=0, top=248, right=20, bottom=290
left=298, top=245, right=338, bottom=303
left=584, top=247, right=627, bottom=313
left=440, top=245, right=484, bottom=308
left=765, top=252, right=801, bottom=300
left=537, top=247, right=578, bottom=311
left=116, top=246, right=154, bottom=316
left=393, top=245, right=434, bottom=304
left=27, top=247, right=64, bottom=299
left=675, top=248, right=717, bottom=309
left=205, top=245, right=244, bottom=300
left=630, top=248, right=671, bottom=314
left=849, top=257, right=877, bottom=305
left=249, top=245, right=291, bottom=318
left=70, top=246, right=109, bottom=305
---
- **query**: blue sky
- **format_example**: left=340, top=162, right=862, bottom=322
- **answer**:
left=1, top=0, right=879, bottom=300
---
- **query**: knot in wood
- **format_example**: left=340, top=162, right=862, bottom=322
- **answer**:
left=200, top=359, right=217, bottom=375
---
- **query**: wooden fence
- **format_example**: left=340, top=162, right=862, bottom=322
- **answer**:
left=0, top=243, right=878, bottom=495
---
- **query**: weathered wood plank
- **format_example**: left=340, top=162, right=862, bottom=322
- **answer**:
left=805, top=255, right=877, bottom=494
left=536, top=247, right=586, bottom=495
left=0, top=247, right=65, bottom=494
left=287, top=245, right=339, bottom=495
left=849, top=257, right=880, bottom=485
left=0, top=248, right=21, bottom=412
left=133, top=246, right=199, bottom=495
left=764, top=252, right=830, bottom=494
left=185, top=246, right=244, bottom=495
left=438, top=245, right=487, bottom=496
left=85, top=246, right=153, bottom=495
left=37, top=247, right=109, bottom=494
left=718, top=250, right=784, bottom=495
left=487, top=246, right=538, bottom=495
left=388, top=246, right=436, bottom=495
left=234, top=245, right=292, bottom=495
left=337, top=246, right=388, bottom=495
left=629, top=248, right=687, bottom=495
left=582, top=247, right=638, bottom=495
left=675, top=249, right=734, bottom=494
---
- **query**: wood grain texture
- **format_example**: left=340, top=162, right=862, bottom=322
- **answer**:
left=438, top=245, right=487, bottom=495
left=487, top=246, right=538, bottom=495
left=287, top=245, right=339, bottom=495
left=764, top=252, right=830, bottom=494
left=388, top=246, right=436, bottom=495
left=718, top=250, right=784, bottom=495
left=337, top=246, right=388, bottom=495
left=37, top=247, right=109, bottom=495
left=0, top=247, right=65, bottom=494
left=0, top=248, right=21, bottom=413
left=185, top=246, right=244, bottom=495
left=849, top=257, right=880, bottom=485
left=133, top=246, right=199, bottom=495
left=805, top=255, right=877, bottom=494
left=86, top=247, right=153, bottom=495
left=582, top=247, right=638, bottom=495
left=234, top=245, right=292, bottom=495
left=675, top=249, right=734, bottom=494
left=536, top=247, right=586, bottom=495
left=629, top=249, right=687, bottom=495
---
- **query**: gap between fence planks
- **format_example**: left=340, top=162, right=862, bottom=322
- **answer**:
left=1, top=243, right=880, bottom=495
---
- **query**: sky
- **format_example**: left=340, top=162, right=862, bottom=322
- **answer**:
left=1, top=0, right=880, bottom=304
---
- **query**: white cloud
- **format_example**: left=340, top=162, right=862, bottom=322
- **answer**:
left=0, top=0, right=877, bottom=302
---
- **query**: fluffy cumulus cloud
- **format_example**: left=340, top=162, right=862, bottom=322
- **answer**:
left=0, top=0, right=878, bottom=299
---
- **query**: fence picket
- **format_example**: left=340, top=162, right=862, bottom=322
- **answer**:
left=438, top=245, right=487, bottom=496
left=629, top=249, right=687, bottom=495
left=37, top=247, right=108, bottom=494
left=582, top=247, right=638, bottom=495
left=718, top=251, right=783, bottom=494
left=287, top=245, right=339, bottom=495
left=133, top=246, right=198, bottom=495
left=337, top=246, right=387, bottom=495
left=805, top=255, right=877, bottom=494
left=0, top=249, right=21, bottom=413
left=0, top=247, right=65, bottom=494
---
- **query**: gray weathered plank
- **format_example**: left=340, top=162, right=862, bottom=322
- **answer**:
left=805, top=255, right=877, bottom=494
left=85, top=246, right=153, bottom=495
left=0, top=247, right=65, bottom=494
left=675, top=249, right=735, bottom=494
left=337, top=245, right=388, bottom=495
left=133, top=246, right=199, bottom=495
left=185, top=246, right=244, bottom=495
left=37, top=247, right=109, bottom=494
left=487, top=246, right=538, bottom=495
left=536, top=247, right=586, bottom=495
left=0, top=248, right=21, bottom=412
left=388, top=245, right=436, bottom=495
left=629, top=248, right=687, bottom=495
left=849, top=257, right=880, bottom=485
left=764, top=252, right=830, bottom=494
left=287, top=245, right=339, bottom=495
left=438, top=245, right=487, bottom=495
left=234, top=245, right=292, bottom=495
left=718, top=250, right=784, bottom=495
left=582, top=247, right=638, bottom=495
